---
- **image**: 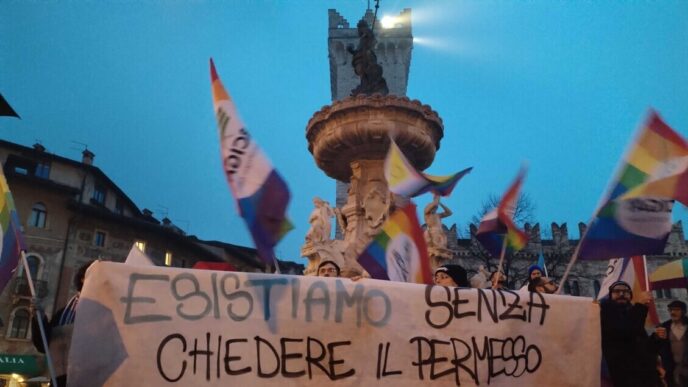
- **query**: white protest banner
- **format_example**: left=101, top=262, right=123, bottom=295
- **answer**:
left=68, top=262, right=601, bottom=386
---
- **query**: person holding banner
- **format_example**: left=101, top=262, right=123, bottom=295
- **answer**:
left=520, top=264, right=544, bottom=291
left=654, top=300, right=688, bottom=387
left=317, top=260, right=341, bottom=278
left=31, top=260, right=94, bottom=387
left=433, top=264, right=469, bottom=287
left=600, top=280, right=662, bottom=387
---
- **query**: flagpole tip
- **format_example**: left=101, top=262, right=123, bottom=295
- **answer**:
left=209, top=58, right=218, bottom=82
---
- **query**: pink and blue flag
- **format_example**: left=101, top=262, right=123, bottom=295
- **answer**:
left=0, top=169, right=26, bottom=293
left=210, top=59, right=292, bottom=264
left=475, top=167, right=529, bottom=258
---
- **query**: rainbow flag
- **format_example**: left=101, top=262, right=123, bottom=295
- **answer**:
left=0, top=169, right=26, bottom=293
left=597, top=256, right=660, bottom=330
left=579, top=111, right=683, bottom=260
left=210, top=59, right=292, bottom=264
left=384, top=139, right=472, bottom=198
left=475, top=167, right=529, bottom=258
left=357, top=203, right=432, bottom=284
left=649, top=257, right=688, bottom=289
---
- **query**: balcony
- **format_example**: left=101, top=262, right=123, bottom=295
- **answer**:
left=13, top=277, right=48, bottom=299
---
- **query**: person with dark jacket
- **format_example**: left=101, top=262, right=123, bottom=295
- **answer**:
left=654, top=300, right=688, bottom=387
left=31, top=260, right=94, bottom=387
left=600, top=281, right=662, bottom=387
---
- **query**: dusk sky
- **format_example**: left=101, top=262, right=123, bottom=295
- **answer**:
left=2, top=1, right=687, bottom=265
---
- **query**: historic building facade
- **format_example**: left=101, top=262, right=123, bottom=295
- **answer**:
left=0, top=140, right=302, bottom=382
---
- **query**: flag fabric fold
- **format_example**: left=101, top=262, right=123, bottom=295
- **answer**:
left=0, top=169, right=26, bottom=293
left=579, top=111, right=684, bottom=260
left=384, top=139, right=471, bottom=198
left=357, top=203, right=432, bottom=284
left=210, top=59, right=292, bottom=264
left=475, top=167, right=529, bottom=258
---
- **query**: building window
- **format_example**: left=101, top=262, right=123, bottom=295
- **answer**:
left=92, top=184, right=106, bottom=205
left=135, top=240, right=146, bottom=253
left=7, top=308, right=30, bottom=339
left=563, top=281, right=571, bottom=295
left=115, top=199, right=124, bottom=215
left=657, top=288, right=674, bottom=299
left=28, top=203, right=47, bottom=228
left=165, top=251, right=172, bottom=266
left=35, top=162, right=51, bottom=179
left=94, top=231, right=107, bottom=247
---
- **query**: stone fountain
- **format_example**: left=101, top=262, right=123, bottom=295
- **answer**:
left=301, top=16, right=451, bottom=277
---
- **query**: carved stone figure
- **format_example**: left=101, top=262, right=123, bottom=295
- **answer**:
left=305, top=197, right=335, bottom=243
left=423, top=194, right=452, bottom=249
left=363, top=183, right=390, bottom=233
left=347, top=20, right=389, bottom=96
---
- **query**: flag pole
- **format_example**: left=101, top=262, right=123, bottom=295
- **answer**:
left=20, top=251, right=59, bottom=387
left=493, top=237, right=508, bottom=289
left=642, top=255, right=650, bottom=291
left=271, top=253, right=281, bottom=275
left=556, top=217, right=593, bottom=295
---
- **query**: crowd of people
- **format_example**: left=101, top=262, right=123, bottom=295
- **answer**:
left=315, top=259, right=688, bottom=387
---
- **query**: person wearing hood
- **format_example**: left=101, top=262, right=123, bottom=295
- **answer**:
left=434, top=264, right=469, bottom=287
left=600, top=280, right=662, bottom=387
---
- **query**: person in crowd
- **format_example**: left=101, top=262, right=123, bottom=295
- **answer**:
left=317, top=260, right=341, bottom=277
left=434, top=264, right=469, bottom=287
left=600, top=280, right=662, bottom=387
left=654, top=300, right=688, bottom=387
left=31, top=260, right=95, bottom=387
left=527, top=276, right=558, bottom=294
left=489, top=271, right=508, bottom=290
left=520, top=264, right=544, bottom=290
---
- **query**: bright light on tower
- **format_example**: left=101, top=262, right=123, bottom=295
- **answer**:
left=380, top=15, right=397, bottom=29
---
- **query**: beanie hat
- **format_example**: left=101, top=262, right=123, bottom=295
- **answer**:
left=434, top=264, right=469, bottom=287
left=609, top=280, right=632, bottom=297
left=528, top=265, right=544, bottom=277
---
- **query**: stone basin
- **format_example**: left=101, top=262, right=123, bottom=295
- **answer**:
left=306, top=94, right=444, bottom=182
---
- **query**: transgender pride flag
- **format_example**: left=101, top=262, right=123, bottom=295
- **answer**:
left=0, top=169, right=26, bottom=293
left=357, top=203, right=432, bottom=284
left=210, top=59, right=292, bottom=264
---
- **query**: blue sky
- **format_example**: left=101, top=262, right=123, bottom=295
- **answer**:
left=2, top=0, right=687, bottom=265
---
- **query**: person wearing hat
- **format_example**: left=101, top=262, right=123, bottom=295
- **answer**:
left=520, top=265, right=544, bottom=291
left=654, top=300, right=688, bottom=387
left=317, top=260, right=341, bottom=278
left=434, top=264, right=469, bottom=287
left=600, top=280, right=662, bottom=387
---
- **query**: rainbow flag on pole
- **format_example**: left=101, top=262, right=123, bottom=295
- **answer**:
left=357, top=203, right=432, bottom=284
left=0, top=169, right=26, bottom=293
left=475, top=167, right=529, bottom=258
left=384, top=139, right=472, bottom=198
left=579, top=111, right=684, bottom=260
left=210, top=59, right=292, bottom=264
